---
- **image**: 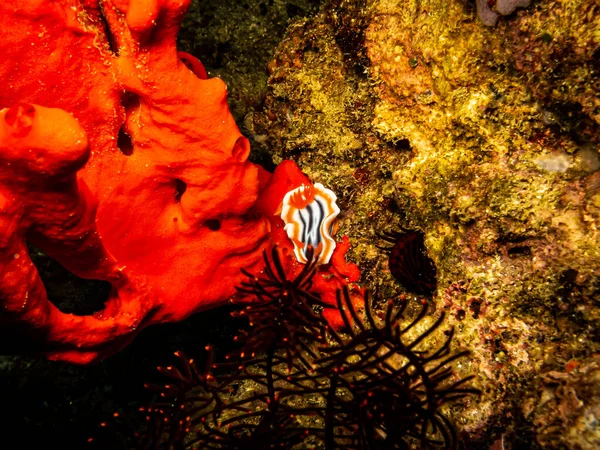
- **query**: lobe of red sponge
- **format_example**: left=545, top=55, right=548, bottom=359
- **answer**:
left=0, top=0, right=361, bottom=363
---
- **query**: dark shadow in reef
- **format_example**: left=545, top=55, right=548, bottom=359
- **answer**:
left=0, top=297, right=243, bottom=449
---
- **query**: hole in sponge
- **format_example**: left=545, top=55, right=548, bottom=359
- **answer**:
left=121, top=91, right=140, bottom=111
left=28, top=243, right=111, bottom=316
left=174, top=179, right=187, bottom=203
left=117, top=124, right=134, bottom=156
left=205, top=219, right=221, bottom=231
left=117, top=91, right=140, bottom=156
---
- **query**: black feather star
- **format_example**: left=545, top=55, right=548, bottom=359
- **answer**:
left=232, top=245, right=333, bottom=369
left=316, top=287, right=479, bottom=449
left=103, top=247, right=479, bottom=449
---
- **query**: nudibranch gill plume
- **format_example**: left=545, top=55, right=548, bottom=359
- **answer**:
left=281, top=183, right=340, bottom=265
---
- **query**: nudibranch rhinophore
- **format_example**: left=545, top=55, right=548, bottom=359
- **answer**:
left=281, top=183, right=340, bottom=265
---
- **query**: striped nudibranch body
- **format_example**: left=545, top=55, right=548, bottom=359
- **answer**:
left=280, top=183, right=340, bottom=265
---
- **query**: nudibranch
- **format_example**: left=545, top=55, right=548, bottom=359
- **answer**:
left=281, top=183, right=340, bottom=265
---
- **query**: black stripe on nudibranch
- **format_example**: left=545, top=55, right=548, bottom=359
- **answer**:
left=299, top=206, right=309, bottom=245
left=377, top=230, right=437, bottom=297
left=313, top=197, right=326, bottom=245
left=299, top=199, right=327, bottom=256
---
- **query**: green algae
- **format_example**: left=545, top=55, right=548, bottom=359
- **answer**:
left=178, top=0, right=323, bottom=124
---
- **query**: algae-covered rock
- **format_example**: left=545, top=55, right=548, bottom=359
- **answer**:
left=178, top=0, right=323, bottom=123
left=253, top=0, right=600, bottom=447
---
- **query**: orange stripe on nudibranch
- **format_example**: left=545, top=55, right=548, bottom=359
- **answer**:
left=287, top=184, right=315, bottom=209
left=280, top=183, right=340, bottom=265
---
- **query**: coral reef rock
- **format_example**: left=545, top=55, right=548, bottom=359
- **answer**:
left=252, top=0, right=600, bottom=448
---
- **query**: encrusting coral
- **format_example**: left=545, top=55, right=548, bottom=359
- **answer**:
left=248, top=0, right=600, bottom=448
left=0, top=0, right=360, bottom=363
